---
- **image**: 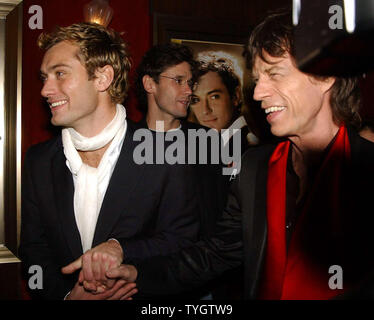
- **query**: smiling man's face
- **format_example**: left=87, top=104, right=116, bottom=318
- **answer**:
left=40, top=40, right=99, bottom=131
left=151, top=61, right=193, bottom=119
left=252, top=51, right=334, bottom=139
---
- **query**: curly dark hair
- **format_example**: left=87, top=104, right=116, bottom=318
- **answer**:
left=135, top=43, right=198, bottom=114
left=197, top=61, right=240, bottom=102
left=195, top=60, right=242, bottom=119
left=243, top=10, right=361, bottom=128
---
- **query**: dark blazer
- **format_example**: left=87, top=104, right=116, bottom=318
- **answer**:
left=136, top=118, right=233, bottom=299
left=19, top=120, right=200, bottom=300
left=135, top=128, right=374, bottom=299
left=137, top=118, right=225, bottom=238
left=219, top=124, right=253, bottom=208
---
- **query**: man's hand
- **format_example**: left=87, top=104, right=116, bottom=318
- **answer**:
left=66, top=279, right=137, bottom=300
left=106, top=264, right=138, bottom=283
left=62, top=239, right=124, bottom=292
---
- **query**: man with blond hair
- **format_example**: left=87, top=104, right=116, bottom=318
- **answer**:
left=19, top=22, right=199, bottom=300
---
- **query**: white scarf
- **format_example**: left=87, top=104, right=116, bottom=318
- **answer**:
left=62, top=104, right=127, bottom=253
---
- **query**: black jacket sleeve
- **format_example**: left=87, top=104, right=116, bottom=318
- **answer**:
left=134, top=172, right=244, bottom=296
left=19, top=148, right=76, bottom=300
left=120, top=163, right=200, bottom=263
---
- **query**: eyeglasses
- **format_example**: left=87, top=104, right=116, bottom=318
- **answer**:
left=159, top=75, right=197, bottom=91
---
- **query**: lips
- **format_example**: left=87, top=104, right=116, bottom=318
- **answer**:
left=264, top=106, right=286, bottom=114
left=49, top=99, right=68, bottom=109
left=178, top=99, right=190, bottom=106
left=202, top=118, right=217, bottom=122
left=262, top=105, right=286, bottom=123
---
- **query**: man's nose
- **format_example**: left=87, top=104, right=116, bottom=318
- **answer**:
left=253, top=77, right=271, bottom=102
left=183, top=82, right=192, bottom=95
left=41, top=78, right=56, bottom=98
left=202, top=98, right=212, bottom=115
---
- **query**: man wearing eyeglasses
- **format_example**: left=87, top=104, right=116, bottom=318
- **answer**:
left=135, top=43, right=197, bottom=131
left=135, top=43, right=225, bottom=238
left=134, top=44, right=234, bottom=299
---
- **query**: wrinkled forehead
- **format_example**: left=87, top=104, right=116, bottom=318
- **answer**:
left=251, top=50, right=296, bottom=76
left=162, top=61, right=192, bottom=77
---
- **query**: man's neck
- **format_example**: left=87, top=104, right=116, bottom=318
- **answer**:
left=289, top=123, right=340, bottom=200
left=74, top=102, right=117, bottom=137
left=146, top=112, right=181, bottom=132
left=289, top=123, right=340, bottom=167
left=78, top=143, right=111, bottom=168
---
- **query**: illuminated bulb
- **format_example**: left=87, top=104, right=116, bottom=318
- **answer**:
left=343, top=0, right=356, bottom=33
left=292, top=0, right=301, bottom=26
left=83, top=0, right=113, bottom=27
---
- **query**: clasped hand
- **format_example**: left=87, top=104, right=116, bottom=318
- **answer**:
left=61, top=240, right=137, bottom=300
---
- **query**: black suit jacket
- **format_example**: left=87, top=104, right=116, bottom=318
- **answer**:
left=135, top=128, right=374, bottom=299
left=136, top=118, right=234, bottom=299
left=19, top=120, right=200, bottom=300
left=136, top=118, right=225, bottom=238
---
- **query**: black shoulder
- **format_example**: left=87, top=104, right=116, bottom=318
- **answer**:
left=241, top=143, right=276, bottom=166
left=348, top=127, right=374, bottom=166
left=130, top=117, right=148, bottom=129
left=25, top=135, right=62, bottom=160
left=126, top=118, right=141, bottom=131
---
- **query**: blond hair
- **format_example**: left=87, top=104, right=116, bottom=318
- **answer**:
left=38, top=22, right=131, bottom=104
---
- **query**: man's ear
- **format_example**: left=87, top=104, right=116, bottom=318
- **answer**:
left=232, top=86, right=242, bottom=107
left=142, top=75, right=156, bottom=94
left=322, top=76, right=336, bottom=93
left=94, top=65, right=114, bottom=92
left=310, top=75, right=336, bottom=93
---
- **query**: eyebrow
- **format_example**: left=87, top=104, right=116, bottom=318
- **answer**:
left=207, top=89, right=223, bottom=95
left=162, top=73, right=189, bottom=78
left=40, top=63, right=72, bottom=74
left=264, top=66, right=283, bottom=74
left=251, top=65, right=284, bottom=79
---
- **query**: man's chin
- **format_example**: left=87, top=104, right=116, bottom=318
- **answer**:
left=174, top=112, right=187, bottom=119
left=51, top=117, right=68, bottom=128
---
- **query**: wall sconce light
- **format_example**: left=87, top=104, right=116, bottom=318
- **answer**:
left=83, top=0, right=113, bottom=27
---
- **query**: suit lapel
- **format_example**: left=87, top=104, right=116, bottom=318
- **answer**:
left=51, top=139, right=83, bottom=259
left=92, top=122, right=145, bottom=246
left=245, top=145, right=274, bottom=298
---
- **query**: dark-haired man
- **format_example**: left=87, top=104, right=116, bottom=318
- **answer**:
left=135, top=43, right=227, bottom=238
left=135, top=44, right=237, bottom=299
left=112, top=11, right=374, bottom=299
left=135, top=43, right=197, bottom=131
left=190, top=52, right=258, bottom=151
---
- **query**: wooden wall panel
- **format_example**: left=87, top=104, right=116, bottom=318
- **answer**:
left=151, top=0, right=291, bottom=26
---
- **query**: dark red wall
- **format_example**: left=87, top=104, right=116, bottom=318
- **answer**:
left=22, top=0, right=150, bottom=158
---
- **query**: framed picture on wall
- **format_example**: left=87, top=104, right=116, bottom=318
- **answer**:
left=171, top=38, right=253, bottom=127
left=171, top=39, right=248, bottom=94
left=153, top=13, right=251, bottom=46
left=153, top=13, right=272, bottom=141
